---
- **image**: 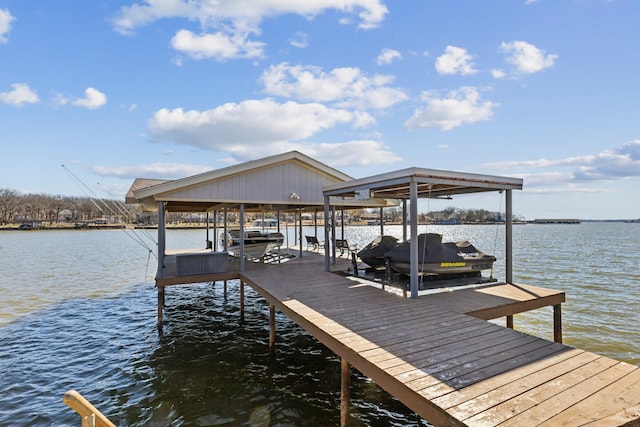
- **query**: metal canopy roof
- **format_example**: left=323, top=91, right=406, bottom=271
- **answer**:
left=323, top=167, right=523, bottom=200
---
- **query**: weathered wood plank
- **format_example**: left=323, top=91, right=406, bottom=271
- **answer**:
left=158, top=252, right=638, bottom=427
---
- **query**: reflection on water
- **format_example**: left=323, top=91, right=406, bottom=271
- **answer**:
left=0, top=223, right=638, bottom=425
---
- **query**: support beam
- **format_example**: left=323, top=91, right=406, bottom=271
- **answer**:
left=323, top=195, right=330, bottom=272
left=240, top=281, right=245, bottom=322
left=506, top=190, right=513, bottom=283
left=156, top=202, right=166, bottom=279
left=554, top=304, right=563, bottom=343
left=240, top=204, right=245, bottom=272
left=341, top=358, right=350, bottom=427
left=409, top=179, right=419, bottom=298
left=402, top=200, right=407, bottom=241
left=506, top=315, right=514, bottom=329
left=157, top=286, right=164, bottom=325
left=269, top=303, right=276, bottom=350
left=298, top=208, right=303, bottom=257
left=331, top=207, right=337, bottom=264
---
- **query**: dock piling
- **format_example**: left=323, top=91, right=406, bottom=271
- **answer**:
left=269, top=303, right=276, bottom=350
left=340, top=358, right=350, bottom=427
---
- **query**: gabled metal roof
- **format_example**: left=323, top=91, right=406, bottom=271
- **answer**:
left=127, top=151, right=397, bottom=212
left=323, top=167, right=523, bottom=200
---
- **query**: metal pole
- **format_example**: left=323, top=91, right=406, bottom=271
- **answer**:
left=402, top=200, right=407, bottom=241
left=324, top=196, right=331, bottom=272
left=506, top=190, right=513, bottom=283
left=240, top=204, right=245, bottom=272
left=299, top=208, right=303, bottom=257
left=156, top=202, right=166, bottom=279
left=410, top=180, right=419, bottom=298
left=331, top=207, right=337, bottom=264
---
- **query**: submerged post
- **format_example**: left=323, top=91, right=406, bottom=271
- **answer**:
left=157, top=287, right=164, bottom=325
left=340, top=358, right=350, bottom=427
left=269, top=303, right=276, bottom=350
left=240, top=281, right=245, bottom=322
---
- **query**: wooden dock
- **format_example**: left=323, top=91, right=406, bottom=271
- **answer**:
left=157, top=254, right=640, bottom=426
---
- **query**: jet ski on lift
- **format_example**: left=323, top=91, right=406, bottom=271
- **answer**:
left=383, top=233, right=496, bottom=276
left=357, top=235, right=400, bottom=269
left=358, top=233, right=495, bottom=277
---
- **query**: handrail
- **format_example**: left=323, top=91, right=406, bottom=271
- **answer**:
left=62, top=390, right=116, bottom=427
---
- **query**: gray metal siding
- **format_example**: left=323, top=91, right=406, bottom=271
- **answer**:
left=166, top=162, right=340, bottom=204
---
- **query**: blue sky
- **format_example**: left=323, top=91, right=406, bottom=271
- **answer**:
left=1, top=0, right=639, bottom=220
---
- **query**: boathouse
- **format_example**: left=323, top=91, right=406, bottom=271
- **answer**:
left=126, top=151, right=640, bottom=427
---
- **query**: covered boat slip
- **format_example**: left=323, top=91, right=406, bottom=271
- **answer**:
left=322, top=167, right=524, bottom=298
left=240, top=259, right=640, bottom=426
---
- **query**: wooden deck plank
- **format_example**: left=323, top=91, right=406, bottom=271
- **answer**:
left=401, top=340, right=563, bottom=397
left=441, top=349, right=597, bottom=419
left=464, top=356, right=622, bottom=426
left=159, top=252, right=639, bottom=426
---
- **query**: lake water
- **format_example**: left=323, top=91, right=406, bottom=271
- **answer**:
left=0, top=223, right=638, bottom=426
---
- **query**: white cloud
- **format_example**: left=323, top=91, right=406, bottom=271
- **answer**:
left=290, top=140, right=401, bottom=167
left=261, top=62, right=407, bottom=110
left=404, top=86, right=497, bottom=131
left=435, top=46, right=478, bottom=76
left=170, top=29, right=266, bottom=60
left=0, top=8, right=15, bottom=43
left=0, top=83, right=40, bottom=106
left=112, top=0, right=388, bottom=60
left=71, top=88, right=108, bottom=110
left=289, top=32, right=309, bottom=49
left=500, top=40, right=557, bottom=74
left=481, top=141, right=640, bottom=187
left=91, top=162, right=211, bottom=179
left=51, top=92, right=70, bottom=107
left=377, top=48, right=401, bottom=65
left=148, top=98, right=364, bottom=148
left=145, top=98, right=401, bottom=166
left=491, top=68, right=506, bottom=79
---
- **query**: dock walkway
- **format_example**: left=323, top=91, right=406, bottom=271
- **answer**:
left=236, top=258, right=640, bottom=426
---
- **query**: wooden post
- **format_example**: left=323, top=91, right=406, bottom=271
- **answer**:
left=553, top=304, right=563, bottom=343
left=506, top=315, right=513, bottom=329
left=223, top=280, right=228, bottom=297
left=157, top=286, right=164, bottom=325
left=269, top=303, right=276, bottom=350
left=239, top=281, right=245, bottom=322
left=341, top=358, right=350, bottom=427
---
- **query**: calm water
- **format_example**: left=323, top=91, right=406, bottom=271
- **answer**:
left=0, top=223, right=638, bottom=426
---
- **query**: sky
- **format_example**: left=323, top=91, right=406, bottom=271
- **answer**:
left=1, top=0, right=639, bottom=220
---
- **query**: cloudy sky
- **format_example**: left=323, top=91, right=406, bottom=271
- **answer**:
left=1, top=0, right=639, bottom=219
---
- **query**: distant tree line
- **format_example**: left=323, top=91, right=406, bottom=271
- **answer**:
left=0, top=188, right=141, bottom=225
left=1, top=188, right=521, bottom=226
left=365, top=206, right=523, bottom=224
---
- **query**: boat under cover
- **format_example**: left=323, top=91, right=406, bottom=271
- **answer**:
left=361, top=233, right=496, bottom=276
left=222, top=229, right=284, bottom=259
